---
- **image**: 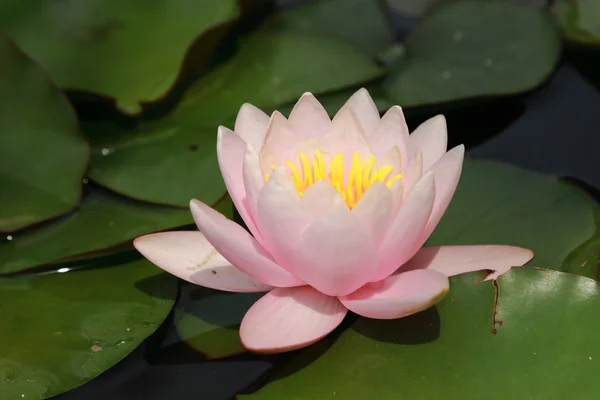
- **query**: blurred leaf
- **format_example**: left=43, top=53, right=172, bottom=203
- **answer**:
left=0, top=188, right=192, bottom=274
left=0, top=33, right=89, bottom=233
left=245, top=268, right=600, bottom=399
left=0, top=0, right=240, bottom=114
left=87, top=32, right=384, bottom=207
left=429, top=159, right=600, bottom=279
left=385, top=0, right=440, bottom=16
left=0, top=258, right=177, bottom=400
left=174, top=285, right=263, bottom=359
left=554, top=0, right=600, bottom=45
left=386, top=0, right=561, bottom=107
left=263, top=0, right=394, bottom=57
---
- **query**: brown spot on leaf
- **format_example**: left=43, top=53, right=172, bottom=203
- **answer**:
left=91, top=344, right=102, bottom=352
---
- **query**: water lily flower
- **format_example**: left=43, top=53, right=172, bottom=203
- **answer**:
left=134, top=88, right=534, bottom=354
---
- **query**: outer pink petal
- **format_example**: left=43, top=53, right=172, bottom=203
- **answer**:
left=340, top=269, right=449, bottom=319
left=409, top=115, right=448, bottom=172
left=240, top=286, right=347, bottom=354
left=234, top=103, right=270, bottom=150
left=217, top=126, right=263, bottom=243
left=402, top=245, right=535, bottom=281
left=293, top=201, right=378, bottom=296
left=256, top=167, right=308, bottom=268
left=190, top=200, right=304, bottom=288
left=242, top=146, right=264, bottom=217
left=373, top=171, right=436, bottom=282
left=300, top=181, right=341, bottom=220
left=288, top=92, right=331, bottom=139
left=368, top=106, right=410, bottom=170
left=343, top=88, right=380, bottom=137
left=320, top=106, right=370, bottom=172
left=259, top=111, right=301, bottom=175
left=352, top=182, right=394, bottom=247
left=134, top=231, right=272, bottom=292
left=403, top=148, right=423, bottom=195
left=421, top=144, right=465, bottom=240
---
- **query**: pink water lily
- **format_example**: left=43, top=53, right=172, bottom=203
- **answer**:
left=134, top=88, right=534, bottom=354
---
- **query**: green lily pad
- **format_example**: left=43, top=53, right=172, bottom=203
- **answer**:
left=429, top=159, right=600, bottom=279
left=245, top=268, right=600, bottom=399
left=0, top=33, right=89, bottom=233
left=263, top=0, right=394, bottom=57
left=386, top=0, right=561, bottom=107
left=174, top=285, right=263, bottom=359
left=0, top=258, right=177, bottom=400
left=87, top=32, right=384, bottom=207
left=0, top=0, right=240, bottom=114
left=554, top=0, right=600, bottom=45
left=0, top=189, right=192, bottom=274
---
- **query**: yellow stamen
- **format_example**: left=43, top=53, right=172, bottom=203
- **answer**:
left=268, top=151, right=403, bottom=209
left=299, top=153, right=313, bottom=186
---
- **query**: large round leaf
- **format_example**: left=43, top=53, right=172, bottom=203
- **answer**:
left=0, top=189, right=192, bottom=274
left=430, top=159, right=600, bottom=279
left=386, top=0, right=561, bottom=107
left=87, top=32, right=384, bottom=207
left=554, top=0, right=600, bottom=45
left=0, top=0, right=239, bottom=114
left=0, top=258, right=177, bottom=399
left=244, top=268, right=600, bottom=399
left=0, top=33, right=89, bottom=233
left=263, top=0, right=394, bottom=57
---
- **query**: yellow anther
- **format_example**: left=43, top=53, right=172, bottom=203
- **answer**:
left=269, top=151, right=403, bottom=209
left=286, top=161, right=304, bottom=192
left=376, top=165, right=393, bottom=182
left=315, top=150, right=326, bottom=179
left=299, top=153, right=313, bottom=186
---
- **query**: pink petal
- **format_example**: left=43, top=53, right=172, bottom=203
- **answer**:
left=300, top=181, right=342, bottom=220
left=402, top=245, right=535, bottom=281
left=190, top=200, right=304, bottom=288
left=403, top=148, right=423, bottom=195
left=234, top=103, right=270, bottom=150
left=422, top=144, right=465, bottom=240
left=259, top=111, right=301, bottom=175
left=242, top=146, right=264, bottom=217
left=352, top=182, right=394, bottom=246
left=134, top=231, right=271, bottom=292
left=320, top=106, right=370, bottom=172
left=292, top=201, right=377, bottom=296
left=409, top=115, right=448, bottom=172
left=373, top=171, right=436, bottom=282
left=288, top=92, right=331, bottom=139
left=343, top=88, right=380, bottom=137
left=217, top=126, right=264, bottom=243
left=256, top=166, right=308, bottom=268
left=340, top=269, right=449, bottom=319
left=368, top=106, right=410, bottom=170
left=240, top=286, right=347, bottom=354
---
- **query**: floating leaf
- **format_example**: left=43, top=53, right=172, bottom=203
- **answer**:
left=0, top=189, right=191, bottom=274
left=386, top=0, right=561, bottom=107
left=429, top=159, right=600, bottom=278
left=87, top=32, right=384, bottom=207
left=0, top=0, right=240, bottom=114
left=245, top=268, right=600, bottom=399
left=554, top=0, right=600, bottom=45
left=263, top=0, right=394, bottom=57
left=0, top=258, right=177, bottom=399
left=0, top=33, right=89, bottom=232
left=174, top=285, right=263, bottom=359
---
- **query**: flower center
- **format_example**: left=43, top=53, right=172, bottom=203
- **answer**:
left=269, top=150, right=402, bottom=209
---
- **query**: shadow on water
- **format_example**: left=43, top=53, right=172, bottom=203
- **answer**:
left=352, top=306, right=441, bottom=345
